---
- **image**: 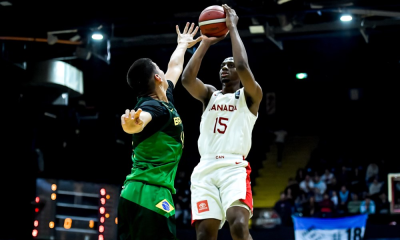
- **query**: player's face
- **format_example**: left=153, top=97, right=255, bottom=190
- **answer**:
left=219, top=59, right=239, bottom=84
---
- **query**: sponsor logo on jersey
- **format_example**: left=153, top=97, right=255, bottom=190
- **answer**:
left=216, top=155, right=225, bottom=159
left=235, top=162, right=241, bottom=164
left=209, top=104, right=237, bottom=112
left=156, top=199, right=174, bottom=213
left=174, top=117, right=182, bottom=126
left=197, top=200, right=209, bottom=213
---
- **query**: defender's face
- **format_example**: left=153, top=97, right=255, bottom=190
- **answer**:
left=219, top=58, right=238, bottom=84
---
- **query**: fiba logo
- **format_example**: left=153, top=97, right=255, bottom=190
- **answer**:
left=197, top=200, right=209, bottom=213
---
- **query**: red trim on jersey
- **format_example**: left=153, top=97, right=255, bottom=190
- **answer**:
left=191, top=210, right=196, bottom=227
left=239, top=162, right=253, bottom=213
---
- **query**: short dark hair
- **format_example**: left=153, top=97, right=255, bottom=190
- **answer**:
left=126, top=58, right=156, bottom=97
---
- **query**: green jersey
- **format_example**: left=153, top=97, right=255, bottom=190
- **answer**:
left=124, top=80, right=183, bottom=194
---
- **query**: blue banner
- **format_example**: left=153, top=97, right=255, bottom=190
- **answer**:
left=292, top=214, right=368, bottom=240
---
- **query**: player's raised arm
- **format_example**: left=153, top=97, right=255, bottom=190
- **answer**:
left=121, top=109, right=152, bottom=134
left=223, top=4, right=263, bottom=105
left=181, top=33, right=227, bottom=104
left=165, top=22, right=202, bottom=87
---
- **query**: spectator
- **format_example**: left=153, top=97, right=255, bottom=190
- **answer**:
left=299, top=174, right=315, bottom=196
left=286, top=188, right=295, bottom=206
left=321, top=168, right=335, bottom=185
left=377, top=159, right=388, bottom=181
left=273, top=192, right=294, bottom=226
left=175, top=202, right=184, bottom=227
left=331, top=190, right=339, bottom=210
left=313, top=175, right=327, bottom=203
left=174, top=171, right=191, bottom=226
left=338, top=185, right=350, bottom=214
left=347, top=193, right=362, bottom=214
left=302, top=196, right=320, bottom=217
left=360, top=196, right=376, bottom=214
left=295, top=168, right=306, bottom=183
left=319, top=193, right=335, bottom=217
left=295, top=192, right=308, bottom=213
left=376, top=192, right=390, bottom=214
left=327, top=176, right=340, bottom=195
left=365, top=163, right=379, bottom=186
left=369, top=177, right=383, bottom=196
left=336, top=165, right=350, bottom=188
left=284, top=177, right=300, bottom=202
left=349, top=166, right=366, bottom=193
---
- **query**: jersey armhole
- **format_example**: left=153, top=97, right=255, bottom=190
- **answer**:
left=239, top=88, right=258, bottom=119
left=203, top=90, right=219, bottom=112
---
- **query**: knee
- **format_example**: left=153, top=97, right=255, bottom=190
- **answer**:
left=229, top=219, right=248, bottom=239
left=197, top=230, right=217, bottom=240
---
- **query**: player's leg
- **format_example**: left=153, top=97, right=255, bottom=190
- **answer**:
left=118, top=181, right=177, bottom=240
left=218, top=160, right=254, bottom=240
left=191, top=161, right=225, bottom=240
left=226, top=206, right=253, bottom=240
left=194, top=219, right=221, bottom=240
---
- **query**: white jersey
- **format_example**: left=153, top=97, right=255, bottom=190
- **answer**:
left=198, top=88, right=258, bottom=159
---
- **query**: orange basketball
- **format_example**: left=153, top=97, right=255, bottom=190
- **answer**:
left=198, top=5, right=228, bottom=37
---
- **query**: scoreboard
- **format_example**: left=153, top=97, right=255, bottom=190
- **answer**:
left=32, top=178, right=121, bottom=240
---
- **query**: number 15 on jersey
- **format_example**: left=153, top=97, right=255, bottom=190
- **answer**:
left=213, top=117, right=229, bottom=134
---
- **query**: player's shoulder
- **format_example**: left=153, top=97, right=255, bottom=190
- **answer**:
left=136, top=98, right=162, bottom=109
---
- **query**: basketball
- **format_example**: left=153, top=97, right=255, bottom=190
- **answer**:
left=198, top=5, right=228, bottom=37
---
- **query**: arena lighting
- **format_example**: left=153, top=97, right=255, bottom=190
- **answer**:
left=249, top=25, right=265, bottom=34
left=100, top=188, right=106, bottom=196
left=32, top=229, right=38, bottom=237
left=99, top=234, right=104, bottom=240
left=99, top=207, right=105, bottom=214
left=64, top=218, right=72, bottom=229
left=340, top=15, right=352, bottom=22
left=34, top=220, right=39, bottom=227
left=35, top=197, right=40, bottom=203
left=92, top=33, right=104, bottom=40
left=100, top=198, right=106, bottom=205
left=296, top=73, right=308, bottom=79
left=99, top=225, right=104, bottom=233
left=51, top=184, right=57, bottom=191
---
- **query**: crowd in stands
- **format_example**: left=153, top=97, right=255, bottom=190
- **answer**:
left=273, top=160, right=392, bottom=226
left=173, top=171, right=192, bottom=228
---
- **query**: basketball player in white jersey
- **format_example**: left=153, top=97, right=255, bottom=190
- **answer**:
left=181, top=4, right=263, bottom=240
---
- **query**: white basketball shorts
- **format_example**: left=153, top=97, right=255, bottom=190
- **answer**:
left=190, top=154, right=253, bottom=229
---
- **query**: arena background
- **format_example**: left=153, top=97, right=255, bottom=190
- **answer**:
left=1, top=0, right=400, bottom=239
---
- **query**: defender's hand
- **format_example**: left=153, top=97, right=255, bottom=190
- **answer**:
left=121, top=108, right=143, bottom=130
left=177, top=22, right=202, bottom=48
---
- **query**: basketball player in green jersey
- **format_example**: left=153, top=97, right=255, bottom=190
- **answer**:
left=118, top=22, right=201, bottom=240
